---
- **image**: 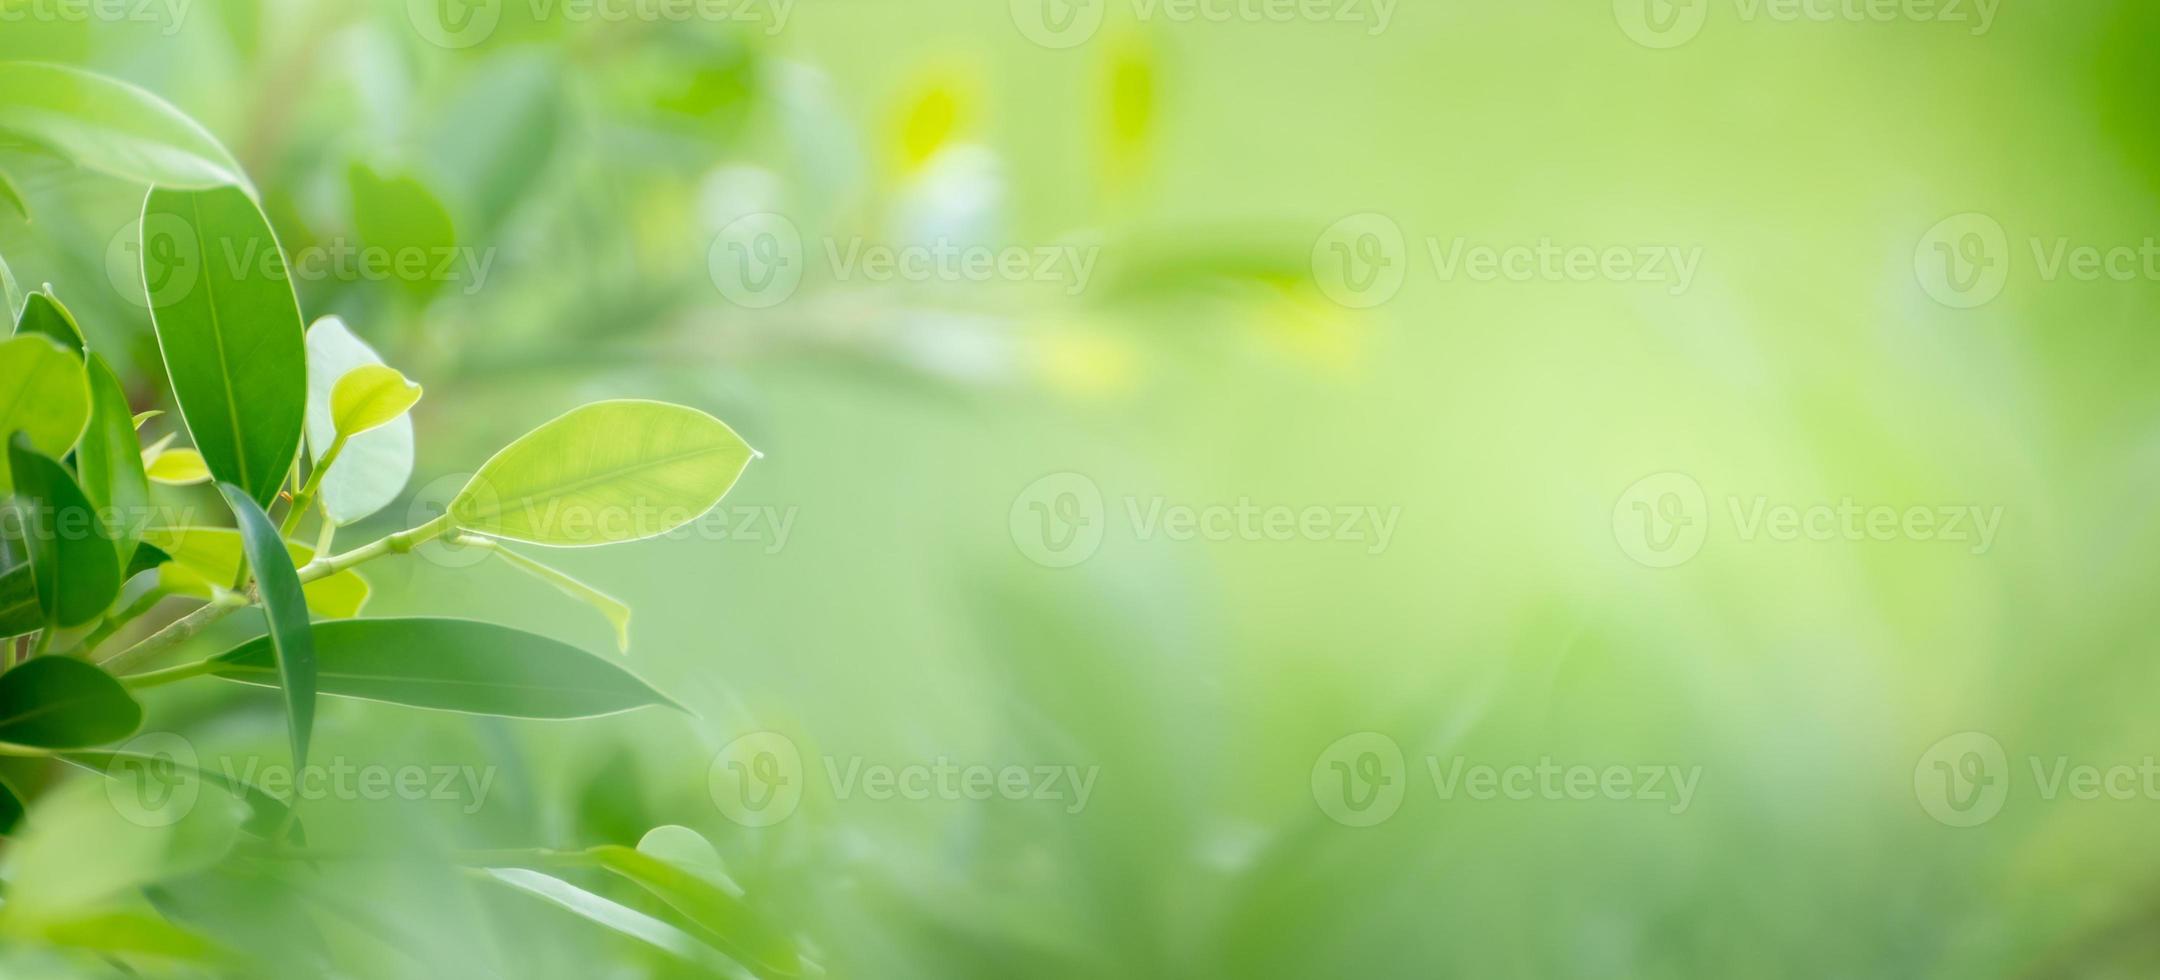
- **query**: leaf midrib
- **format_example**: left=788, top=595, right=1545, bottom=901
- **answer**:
left=461, top=442, right=737, bottom=525
left=187, top=192, right=254, bottom=497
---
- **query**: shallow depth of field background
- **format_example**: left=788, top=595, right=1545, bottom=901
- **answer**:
left=4, top=1, right=2159, bottom=976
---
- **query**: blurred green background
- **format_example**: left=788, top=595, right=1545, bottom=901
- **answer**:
left=5, top=0, right=2160, bottom=975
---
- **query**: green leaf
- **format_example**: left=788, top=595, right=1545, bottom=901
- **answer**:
left=0, top=564, right=36, bottom=636
left=8, top=434, right=120, bottom=628
left=123, top=541, right=171, bottom=582
left=132, top=409, right=163, bottom=429
left=304, top=317, right=413, bottom=525
left=466, top=535, right=630, bottom=652
left=217, top=483, right=315, bottom=775
left=0, top=250, right=21, bottom=321
left=139, top=527, right=368, bottom=618
left=0, top=333, right=89, bottom=492
left=21, top=910, right=233, bottom=964
left=450, top=400, right=756, bottom=546
left=330, top=364, right=422, bottom=439
left=145, top=446, right=212, bottom=485
left=0, top=62, right=245, bottom=189
left=482, top=868, right=723, bottom=969
left=208, top=617, right=676, bottom=719
left=347, top=163, right=456, bottom=300
left=78, top=353, right=152, bottom=567
left=15, top=290, right=84, bottom=355
left=587, top=827, right=805, bottom=977
left=0, top=657, right=140, bottom=748
left=0, top=773, right=22, bottom=835
left=143, top=184, right=307, bottom=509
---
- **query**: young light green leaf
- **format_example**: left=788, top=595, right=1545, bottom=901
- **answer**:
left=450, top=400, right=755, bottom=546
left=15, top=291, right=84, bottom=355
left=0, top=62, right=245, bottom=189
left=462, top=535, right=630, bottom=652
left=146, top=447, right=212, bottom=485
left=0, top=333, right=90, bottom=491
left=330, top=364, right=422, bottom=440
left=304, top=317, right=414, bottom=526
left=0, top=657, right=141, bottom=748
left=585, top=827, right=805, bottom=977
left=0, top=250, right=21, bottom=321
left=132, top=410, right=163, bottom=429
left=19, top=910, right=233, bottom=965
left=143, top=185, right=307, bottom=509
left=217, top=483, right=315, bottom=776
left=482, top=868, right=722, bottom=969
left=79, top=354, right=152, bottom=567
left=9, top=434, right=120, bottom=628
left=139, top=527, right=369, bottom=620
left=347, top=163, right=457, bottom=300
left=208, top=618, right=677, bottom=719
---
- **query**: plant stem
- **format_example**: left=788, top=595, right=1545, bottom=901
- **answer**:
left=280, top=435, right=347, bottom=539
left=99, top=513, right=455, bottom=675
left=75, top=588, right=172, bottom=656
left=120, top=658, right=219, bottom=688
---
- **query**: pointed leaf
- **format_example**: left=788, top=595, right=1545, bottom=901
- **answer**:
left=0, top=774, right=21, bottom=835
left=139, top=527, right=368, bottom=618
left=0, top=657, right=141, bottom=748
left=587, top=827, right=804, bottom=976
left=482, top=868, right=720, bottom=968
left=216, top=484, right=315, bottom=775
left=9, top=434, right=120, bottom=628
left=330, top=364, right=421, bottom=439
left=79, top=353, right=152, bottom=567
left=143, top=185, right=306, bottom=508
left=0, top=169, right=23, bottom=221
left=132, top=410, right=163, bottom=429
left=0, top=62, right=244, bottom=189
left=472, top=538, right=630, bottom=652
left=0, top=563, right=37, bottom=636
left=450, top=400, right=755, bottom=546
left=15, top=291, right=83, bottom=355
left=0, top=333, right=89, bottom=492
left=208, top=617, right=675, bottom=719
left=304, top=317, right=413, bottom=525
left=0, top=250, right=21, bottom=321
left=145, top=447, right=212, bottom=485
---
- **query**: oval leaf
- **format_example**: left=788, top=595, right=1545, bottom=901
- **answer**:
left=0, top=657, right=141, bottom=748
left=0, top=62, right=244, bottom=189
left=9, top=433, right=120, bottom=628
left=15, top=291, right=85, bottom=355
left=0, top=333, right=89, bottom=492
left=143, top=185, right=307, bottom=508
left=79, top=354, right=153, bottom=567
left=217, top=483, right=315, bottom=776
left=208, top=618, right=675, bottom=719
left=450, top=400, right=754, bottom=546
left=145, top=447, right=212, bottom=486
left=304, top=317, right=414, bottom=525
left=329, top=364, right=421, bottom=440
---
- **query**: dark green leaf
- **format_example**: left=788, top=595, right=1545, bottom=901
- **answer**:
left=0, top=657, right=141, bottom=748
left=143, top=185, right=307, bottom=508
left=0, top=772, right=22, bottom=835
left=78, top=353, right=151, bottom=567
left=217, top=483, right=314, bottom=776
left=15, top=291, right=84, bottom=355
left=8, top=432, right=120, bottom=627
left=209, top=618, right=677, bottom=719
left=124, top=541, right=171, bottom=581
